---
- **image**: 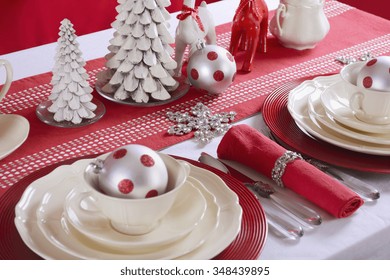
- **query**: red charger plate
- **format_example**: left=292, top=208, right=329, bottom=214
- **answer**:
left=0, top=155, right=267, bottom=260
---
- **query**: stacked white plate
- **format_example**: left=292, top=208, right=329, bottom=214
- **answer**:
left=14, top=155, right=242, bottom=260
left=287, top=74, right=390, bottom=155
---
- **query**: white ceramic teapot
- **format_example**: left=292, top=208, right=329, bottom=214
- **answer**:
left=0, top=59, right=13, bottom=103
left=270, top=0, right=330, bottom=50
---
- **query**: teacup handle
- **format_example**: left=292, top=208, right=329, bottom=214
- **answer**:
left=350, top=91, right=364, bottom=115
left=276, top=4, right=287, bottom=36
left=65, top=189, right=106, bottom=226
left=0, top=59, right=13, bottom=103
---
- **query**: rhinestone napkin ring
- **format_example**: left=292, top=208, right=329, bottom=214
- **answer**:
left=271, top=151, right=303, bottom=188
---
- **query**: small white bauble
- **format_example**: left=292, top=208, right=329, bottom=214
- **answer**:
left=357, top=56, right=390, bottom=91
left=187, top=44, right=236, bottom=94
left=97, top=144, right=168, bottom=199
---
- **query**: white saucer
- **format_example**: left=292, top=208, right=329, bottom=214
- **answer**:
left=15, top=155, right=240, bottom=259
left=0, top=114, right=29, bottom=160
left=320, top=81, right=390, bottom=134
left=308, top=85, right=390, bottom=145
left=63, top=180, right=207, bottom=251
left=288, top=75, right=390, bottom=155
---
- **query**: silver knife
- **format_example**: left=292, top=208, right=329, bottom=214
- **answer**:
left=219, top=159, right=322, bottom=227
left=305, top=159, right=380, bottom=201
left=199, top=152, right=322, bottom=226
left=198, top=153, right=304, bottom=239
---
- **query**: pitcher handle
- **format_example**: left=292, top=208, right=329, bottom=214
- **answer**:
left=276, top=4, right=287, bottom=36
left=0, top=59, right=13, bottom=103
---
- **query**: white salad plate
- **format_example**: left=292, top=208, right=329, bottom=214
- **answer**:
left=63, top=181, right=207, bottom=251
left=308, top=84, right=390, bottom=145
left=14, top=155, right=241, bottom=259
left=287, top=75, right=390, bottom=155
left=320, top=81, right=390, bottom=134
left=41, top=181, right=208, bottom=254
left=0, top=114, right=30, bottom=160
left=35, top=181, right=216, bottom=260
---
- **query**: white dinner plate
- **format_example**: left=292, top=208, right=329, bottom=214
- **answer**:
left=177, top=170, right=242, bottom=260
left=320, top=81, right=390, bottom=134
left=308, top=85, right=390, bottom=145
left=0, top=114, right=29, bottom=160
left=15, top=155, right=241, bottom=259
left=287, top=75, right=390, bottom=155
left=35, top=180, right=216, bottom=260
left=63, top=181, right=207, bottom=251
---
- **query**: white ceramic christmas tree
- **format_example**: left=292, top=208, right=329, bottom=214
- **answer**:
left=97, top=0, right=179, bottom=104
left=48, top=19, right=97, bottom=124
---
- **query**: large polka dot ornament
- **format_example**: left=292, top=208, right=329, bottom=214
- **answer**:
left=187, top=44, right=236, bottom=94
left=357, top=56, right=390, bottom=91
left=95, top=145, right=168, bottom=199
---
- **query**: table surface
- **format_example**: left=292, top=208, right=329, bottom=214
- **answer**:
left=1, top=0, right=390, bottom=260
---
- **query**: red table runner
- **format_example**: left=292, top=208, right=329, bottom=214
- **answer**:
left=1, top=1, right=390, bottom=197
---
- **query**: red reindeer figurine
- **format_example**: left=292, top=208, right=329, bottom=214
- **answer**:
left=229, top=0, right=269, bottom=73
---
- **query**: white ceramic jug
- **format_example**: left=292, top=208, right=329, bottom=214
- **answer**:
left=270, top=0, right=330, bottom=50
left=0, top=59, right=13, bottom=103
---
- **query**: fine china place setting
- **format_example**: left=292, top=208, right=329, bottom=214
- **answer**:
left=13, top=146, right=248, bottom=260
left=287, top=56, right=390, bottom=156
left=0, top=59, right=30, bottom=160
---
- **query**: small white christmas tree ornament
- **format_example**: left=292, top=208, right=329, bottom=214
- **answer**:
left=96, top=0, right=184, bottom=105
left=47, top=19, right=97, bottom=124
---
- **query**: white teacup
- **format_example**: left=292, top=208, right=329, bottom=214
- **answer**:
left=78, top=153, right=190, bottom=235
left=0, top=59, right=13, bottom=103
left=340, top=62, right=390, bottom=125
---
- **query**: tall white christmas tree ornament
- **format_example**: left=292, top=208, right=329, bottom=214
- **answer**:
left=96, top=0, right=185, bottom=105
left=47, top=19, right=97, bottom=124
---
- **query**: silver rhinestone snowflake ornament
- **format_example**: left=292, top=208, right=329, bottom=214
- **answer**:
left=167, top=103, right=236, bottom=143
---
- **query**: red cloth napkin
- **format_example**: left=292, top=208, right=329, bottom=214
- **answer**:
left=217, top=124, right=364, bottom=218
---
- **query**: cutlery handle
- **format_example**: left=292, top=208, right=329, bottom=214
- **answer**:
left=260, top=198, right=304, bottom=240
left=270, top=192, right=322, bottom=226
left=327, top=168, right=380, bottom=201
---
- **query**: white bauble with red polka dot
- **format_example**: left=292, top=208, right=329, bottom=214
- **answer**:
left=96, top=144, right=168, bottom=199
left=357, top=56, right=390, bottom=92
left=187, top=44, right=236, bottom=94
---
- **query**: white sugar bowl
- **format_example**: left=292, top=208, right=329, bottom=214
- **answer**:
left=269, top=0, right=330, bottom=50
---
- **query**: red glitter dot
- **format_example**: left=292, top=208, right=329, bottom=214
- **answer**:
left=113, top=148, right=127, bottom=159
left=363, top=76, right=373, bottom=88
left=118, top=179, right=134, bottom=194
left=207, top=51, right=218, bottom=61
left=213, top=70, right=224, bottom=82
left=145, top=190, right=158, bottom=198
left=366, top=59, right=377, bottom=66
left=191, top=68, right=199, bottom=80
left=140, top=154, right=155, bottom=167
left=226, top=52, right=234, bottom=62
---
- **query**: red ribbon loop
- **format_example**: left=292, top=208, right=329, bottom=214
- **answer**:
left=176, top=5, right=205, bottom=32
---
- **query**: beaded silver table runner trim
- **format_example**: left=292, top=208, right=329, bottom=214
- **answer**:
left=271, top=151, right=303, bottom=188
left=167, top=103, right=236, bottom=144
left=334, top=52, right=374, bottom=65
